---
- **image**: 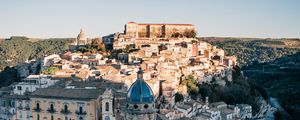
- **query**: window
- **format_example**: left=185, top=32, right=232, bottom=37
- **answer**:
left=105, top=116, right=110, bottom=120
left=50, top=104, right=54, bottom=110
left=64, top=105, right=68, bottom=112
left=51, top=115, right=54, bottom=120
left=26, top=111, right=30, bottom=118
left=79, top=106, right=83, bottom=113
left=17, top=86, right=22, bottom=90
left=36, top=103, right=40, bottom=110
left=144, top=104, right=149, bottom=109
left=133, top=104, right=138, bottom=109
left=79, top=117, right=83, bottom=120
left=19, top=111, right=22, bottom=118
left=37, top=114, right=40, bottom=120
left=105, top=102, right=109, bottom=111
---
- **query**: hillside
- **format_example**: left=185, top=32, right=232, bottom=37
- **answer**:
left=0, top=36, right=74, bottom=70
left=201, top=37, right=300, bottom=67
left=203, top=37, right=300, bottom=119
left=243, top=53, right=300, bottom=119
left=0, top=37, right=74, bottom=87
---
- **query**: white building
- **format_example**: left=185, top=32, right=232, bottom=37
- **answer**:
left=12, top=75, right=58, bottom=95
left=237, top=104, right=252, bottom=119
left=41, top=54, right=61, bottom=70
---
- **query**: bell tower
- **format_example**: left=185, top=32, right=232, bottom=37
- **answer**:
left=102, top=89, right=115, bottom=120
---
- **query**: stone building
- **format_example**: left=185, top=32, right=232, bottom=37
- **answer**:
left=29, top=79, right=127, bottom=120
left=106, top=22, right=196, bottom=49
left=125, top=22, right=196, bottom=38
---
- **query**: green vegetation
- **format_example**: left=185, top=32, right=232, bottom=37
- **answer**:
left=182, top=75, right=199, bottom=95
left=79, top=38, right=106, bottom=53
left=0, top=67, right=18, bottom=88
left=171, top=30, right=197, bottom=38
left=198, top=66, right=262, bottom=114
left=244, top=53, right=300, bottom=119
left=175, top=92, right=184, bottom=103
left=203, top=38, right=300, bottom=66
left=0, top=37, right=74, bottom=70
left=41, top=67, right=59, bottom=75
left=184, top=30, right=197, bottom=38
left=181, top=67, right=262, bottom=114
left=203, top=37, right=300, bottom=119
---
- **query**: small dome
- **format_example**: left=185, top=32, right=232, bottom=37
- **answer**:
left=77, top=28, right=86, bottom=41
left=127, top=69, right=154, bottom=104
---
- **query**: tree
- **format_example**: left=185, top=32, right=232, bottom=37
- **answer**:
left=41, top=67, right=59, bottom=75
left=183, top=30, right=197, bottom=38
left=183, top=75, right=199, bottom=95
left=90, top=38, right=106, bottom=52
left=171, top=32, right=182, bottom=38
left=175, top=92, right=184, bottom=103
left=199, top=83, right=213, bottom=101
left=190, top=30, right=197, bottom=38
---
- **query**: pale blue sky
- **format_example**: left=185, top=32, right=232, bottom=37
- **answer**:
left=0, top=0, right=299, bottom=38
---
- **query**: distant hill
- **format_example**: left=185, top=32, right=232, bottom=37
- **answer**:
left=202, top=37, right=300, bottom=119
left=201, top=37, right=300, bottom=67
left=0, top=36, right=75, bottom=70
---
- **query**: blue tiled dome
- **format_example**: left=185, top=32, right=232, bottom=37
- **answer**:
left=127, top=69, right=154, bottom=104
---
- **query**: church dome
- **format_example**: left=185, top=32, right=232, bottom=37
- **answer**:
left=77, top=28, right=87, bottom=41
left=127, top=68, right=154, bottom=104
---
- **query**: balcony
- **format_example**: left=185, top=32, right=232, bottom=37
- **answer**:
left=75, top=110, right=87, bottom=115
left=33, top=107, right=42, bottom=112
left=17, top=105, right=23, bottom=110
left=47, top=108, right=56, bottom=113
left=25, top=106, right=30, bottom=110
left=60, top=109, right=71, bottom=114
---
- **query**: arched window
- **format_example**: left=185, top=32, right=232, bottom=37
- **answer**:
left=36, top=103, right=40, bottom=110
left=144, top=104, right=149, bottom=109
left=64, top=104, right=68, bottom=112
left=79, top=106, right=83, bottom=113
left=134, top=104, right=138, bottom=109
left=105, top=116, right=110, bottom=120
left=50, top=104, right=54, bottom=111
left=105, top=102, right=109, bottom=111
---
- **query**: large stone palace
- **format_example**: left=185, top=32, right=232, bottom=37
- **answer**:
left=103, top=22, right=197, bottom=49
left=125, top=22, right=196, bottom=38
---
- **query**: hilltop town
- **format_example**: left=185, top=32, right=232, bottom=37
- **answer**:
left=0, top=22, right=255, bottom=120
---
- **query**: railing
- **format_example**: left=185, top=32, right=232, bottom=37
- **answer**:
left=17, top=105, right=23, bottom=110
left=25, top=106, right=30, bottom=110
left=75, top=110, right=87, bottom=115
left=33, top=107, right=42, bottom=112
left=47, top=108, right=56, bottom=113
left=60, top=109, right=71, bottom=114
